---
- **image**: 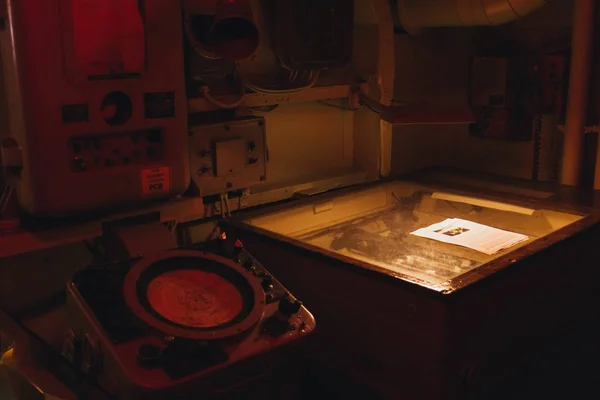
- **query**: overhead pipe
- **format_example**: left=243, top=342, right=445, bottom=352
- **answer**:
left=183, top=0, right=259, bottom=61
left=562, top=0, right=594, bottom=187
left=211, top=0, right=259, bottom=60
left=397, top=0, right=550, bottom=34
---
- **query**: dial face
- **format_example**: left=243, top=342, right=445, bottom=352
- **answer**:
left=146, top=269, right=244, bottom=328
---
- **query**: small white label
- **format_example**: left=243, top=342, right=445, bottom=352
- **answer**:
left=140, top=166, right=171, bottom=198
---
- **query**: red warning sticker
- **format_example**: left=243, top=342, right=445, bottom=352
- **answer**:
left=141, top=166, right=171, bottom=197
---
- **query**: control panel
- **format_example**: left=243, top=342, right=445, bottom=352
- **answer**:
left=62, top=235, right=315, bottom=398
left=69, top=129, right=164, bottom=172
left=189, top=117, right=267, bottom=197
left=0, top=0, right=190, bottom=215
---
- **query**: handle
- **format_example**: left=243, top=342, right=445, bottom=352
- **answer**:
left=0, top=309, right=77, bottom=400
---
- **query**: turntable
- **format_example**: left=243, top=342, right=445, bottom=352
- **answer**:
left=62, top=236, right=315, bottom=399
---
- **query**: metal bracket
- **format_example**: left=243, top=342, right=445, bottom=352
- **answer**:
left=360, top=93, right=475, bottom=125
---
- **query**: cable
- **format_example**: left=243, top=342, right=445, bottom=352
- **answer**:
left=0, top=185, right=13, bottom=215
left=239, top=67, right=320, bottom=94
left=288, top=69, right=298, bottom=82
left=200, top=64, right=321, bottom=108
left=0, top=185, right=9, bottom=210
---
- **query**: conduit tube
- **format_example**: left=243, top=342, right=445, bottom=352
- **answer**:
left=397, top=0, right=549, bottom=34
left=562, top=0, right=594, bottom=186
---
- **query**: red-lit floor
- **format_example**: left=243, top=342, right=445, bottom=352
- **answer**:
left=1, top=318, right=599, bottom=400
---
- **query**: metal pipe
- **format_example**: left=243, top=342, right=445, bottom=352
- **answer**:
left=397, top=0, right=549, bottom=34
left=562, top=0, right=594, bottom=186
left=183, top=0, right=259, bottom=61
left=211, top=0, right=259, bottom=60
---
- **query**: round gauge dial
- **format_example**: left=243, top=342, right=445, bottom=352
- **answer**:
left=123, top=251, right=266, bottom=340
left=146, top=269, right=244, bottom=328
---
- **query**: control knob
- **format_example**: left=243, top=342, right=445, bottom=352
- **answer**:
left=278, top=295, right=302, bottom=317
left=265, top=295, right=302, bottom=337
left=261, top=275, right=274, bottom=292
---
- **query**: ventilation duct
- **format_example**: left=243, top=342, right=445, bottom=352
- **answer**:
left=397, top=0, right=550, bottom=34
left=183, top=0, right=259, bottom=60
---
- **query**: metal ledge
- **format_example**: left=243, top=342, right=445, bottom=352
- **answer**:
left=0, top=169, right=369, bottom=259
left=188, top=84, right=366, bottom=113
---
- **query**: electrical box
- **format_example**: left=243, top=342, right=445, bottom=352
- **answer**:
left=189, top=117, right=267, bottom=197
left=273, top=0, right=354, bottom=70
left=469, top=57, right=535, bottom=141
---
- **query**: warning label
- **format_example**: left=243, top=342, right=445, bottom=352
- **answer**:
left=141, top=166, right=171, bottom=198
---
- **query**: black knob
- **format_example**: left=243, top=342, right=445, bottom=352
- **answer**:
left=278, top=296, right=302, bottom=317
left=137, top=344, right=162, bottom=367
left=261, top=276, right=274, bottom=291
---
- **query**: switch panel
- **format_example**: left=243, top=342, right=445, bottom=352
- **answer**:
left=190, top=117, right=267, bottom=197
left=68, top=129, right=164, bottom=172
